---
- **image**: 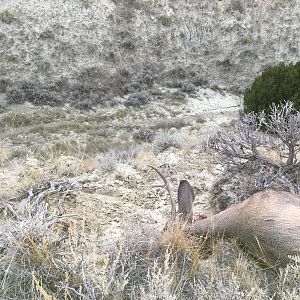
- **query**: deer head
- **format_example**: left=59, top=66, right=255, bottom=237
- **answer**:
left=148, top=165, right=195, bottom=223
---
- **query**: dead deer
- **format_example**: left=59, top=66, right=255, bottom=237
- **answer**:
left=149, top=165, right=300, bottom=267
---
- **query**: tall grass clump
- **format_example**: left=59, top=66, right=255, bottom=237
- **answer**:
left=101, top=144, right=140, bottom=172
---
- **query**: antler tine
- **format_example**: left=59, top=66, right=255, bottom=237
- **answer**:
left=147, top=165, right=176, bottom=218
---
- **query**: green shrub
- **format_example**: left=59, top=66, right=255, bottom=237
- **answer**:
left=244, top=62, right=300, bottom=114
left=0, top=10, right=14, bottom=24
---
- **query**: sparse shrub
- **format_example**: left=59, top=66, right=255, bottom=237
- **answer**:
left=165, top=79, right=184, bottom=89
left=120, top=0, right=147, bottom=10
left=72, top=99, right=93, bottom=110
left=85, top=136, right=107, bottom=154
left=1, top=112, right=33, bottom=128
left=153, top=118, right=189, bottom=130
left=79, top=0, right=93, bottom=8
left=101, top=150, right=119, bottom=172
left=0, top=10, right=15, bottom=24
left=120, top=38, right=135, bottom=50
left=158, top=15, right=172, bottom=27
left=229, top=0, right=243, bottom=13
left=180, top=82, right=196, bottom=94
left=6, top=87, right=25, bottom=104
left=164, top=67, right=207, bottom=89
left=154, top=132, right=184, bottom=152
left=244, top=62, right=300, bottom=114
left=209, top=101, right=300, bottom=209
left=118, top=8, right=135, bottom=22
left=93, top=94, right=112, bottom=107
left=79, top=66, right=105, bottom=81
left=196, top=115, right=206, bottom=124
left=0, top=78, right=10, bottom=93
left=48, top=78, right=70, bottom=93
left=0, top=103, right=6, bottom=113
left=10, top=147, right=28, bottom=159
left=179, top=31, right=186, bottom=39
left=69, top=84, right=107, bottom=109
left=6, top=82, right=63, bottom=106
left=69, top=84, right=90, bottom=102
left=30, top=92, right=62, bottom=106
left=101, top=145, right=140, bottom=172
left=168, top=90, right=186, bottom=101
left=133, top=128, right=155, bottom=142
left=149, top=88, right=163, bottom=96
left=166, top=66, right=188, bottom=80
left=134, top=66, right=156, bottom=90
left=124, top=91, right=151, bottom=107
left=36, top=60, right=51, bottom=72
left=192, top=75, right=208, bottom=87
left=21, top=81, right=35, bottom=101
left=39, top=29, right=55, bottom=40
left=240, top=36, right=252, bottom=45
left=108, top=68, right=134, bottom=95
left=216, top=58, right=232, bottom=70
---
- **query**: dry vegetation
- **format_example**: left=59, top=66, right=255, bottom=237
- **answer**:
left=1, top=0, right=300, bottom=297
left=0, top=94, right=299, bottom=299
left=1, top=194, right=299, bottom=299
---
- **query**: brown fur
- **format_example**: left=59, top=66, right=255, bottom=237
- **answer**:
left=149, top=165, right=300, bottom=266
left=190, top=190, right=300, bottom=266
left=178, top=180, right=195, bottom=222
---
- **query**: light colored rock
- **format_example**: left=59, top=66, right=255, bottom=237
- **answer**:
left=115, top=163, right=141, bottom=180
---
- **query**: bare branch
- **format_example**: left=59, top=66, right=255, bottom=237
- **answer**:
left=208, top=101, right=300, bottom=204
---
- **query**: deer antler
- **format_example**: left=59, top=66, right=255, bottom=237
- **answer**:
left=148, top=165, right=176, bottom=218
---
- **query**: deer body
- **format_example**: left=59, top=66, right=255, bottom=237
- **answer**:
left=190, top=189, right=300, bottom=266
left=149, top=165, right=300, bottom=266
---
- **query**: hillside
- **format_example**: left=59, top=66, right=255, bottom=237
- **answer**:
left=1, top=0, right=300, bottom=108
left=0, top=1, right=300, bottom=299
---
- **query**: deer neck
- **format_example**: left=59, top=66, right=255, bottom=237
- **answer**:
left=190, top=206, right=238, bottom=236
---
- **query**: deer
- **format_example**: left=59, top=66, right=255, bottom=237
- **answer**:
left=148, top=165, right=300, bottom=267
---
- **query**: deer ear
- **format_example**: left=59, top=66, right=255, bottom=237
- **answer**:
left=178, top=180, right=195, bottom=222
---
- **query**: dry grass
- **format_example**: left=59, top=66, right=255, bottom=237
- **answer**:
left=53, top=155, right=97, bottom=176
left=0, top=182, right=299, bottom=299
left=0, top=143, right=10, bottom=165
left=0, top=102, right=299, bottom=299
